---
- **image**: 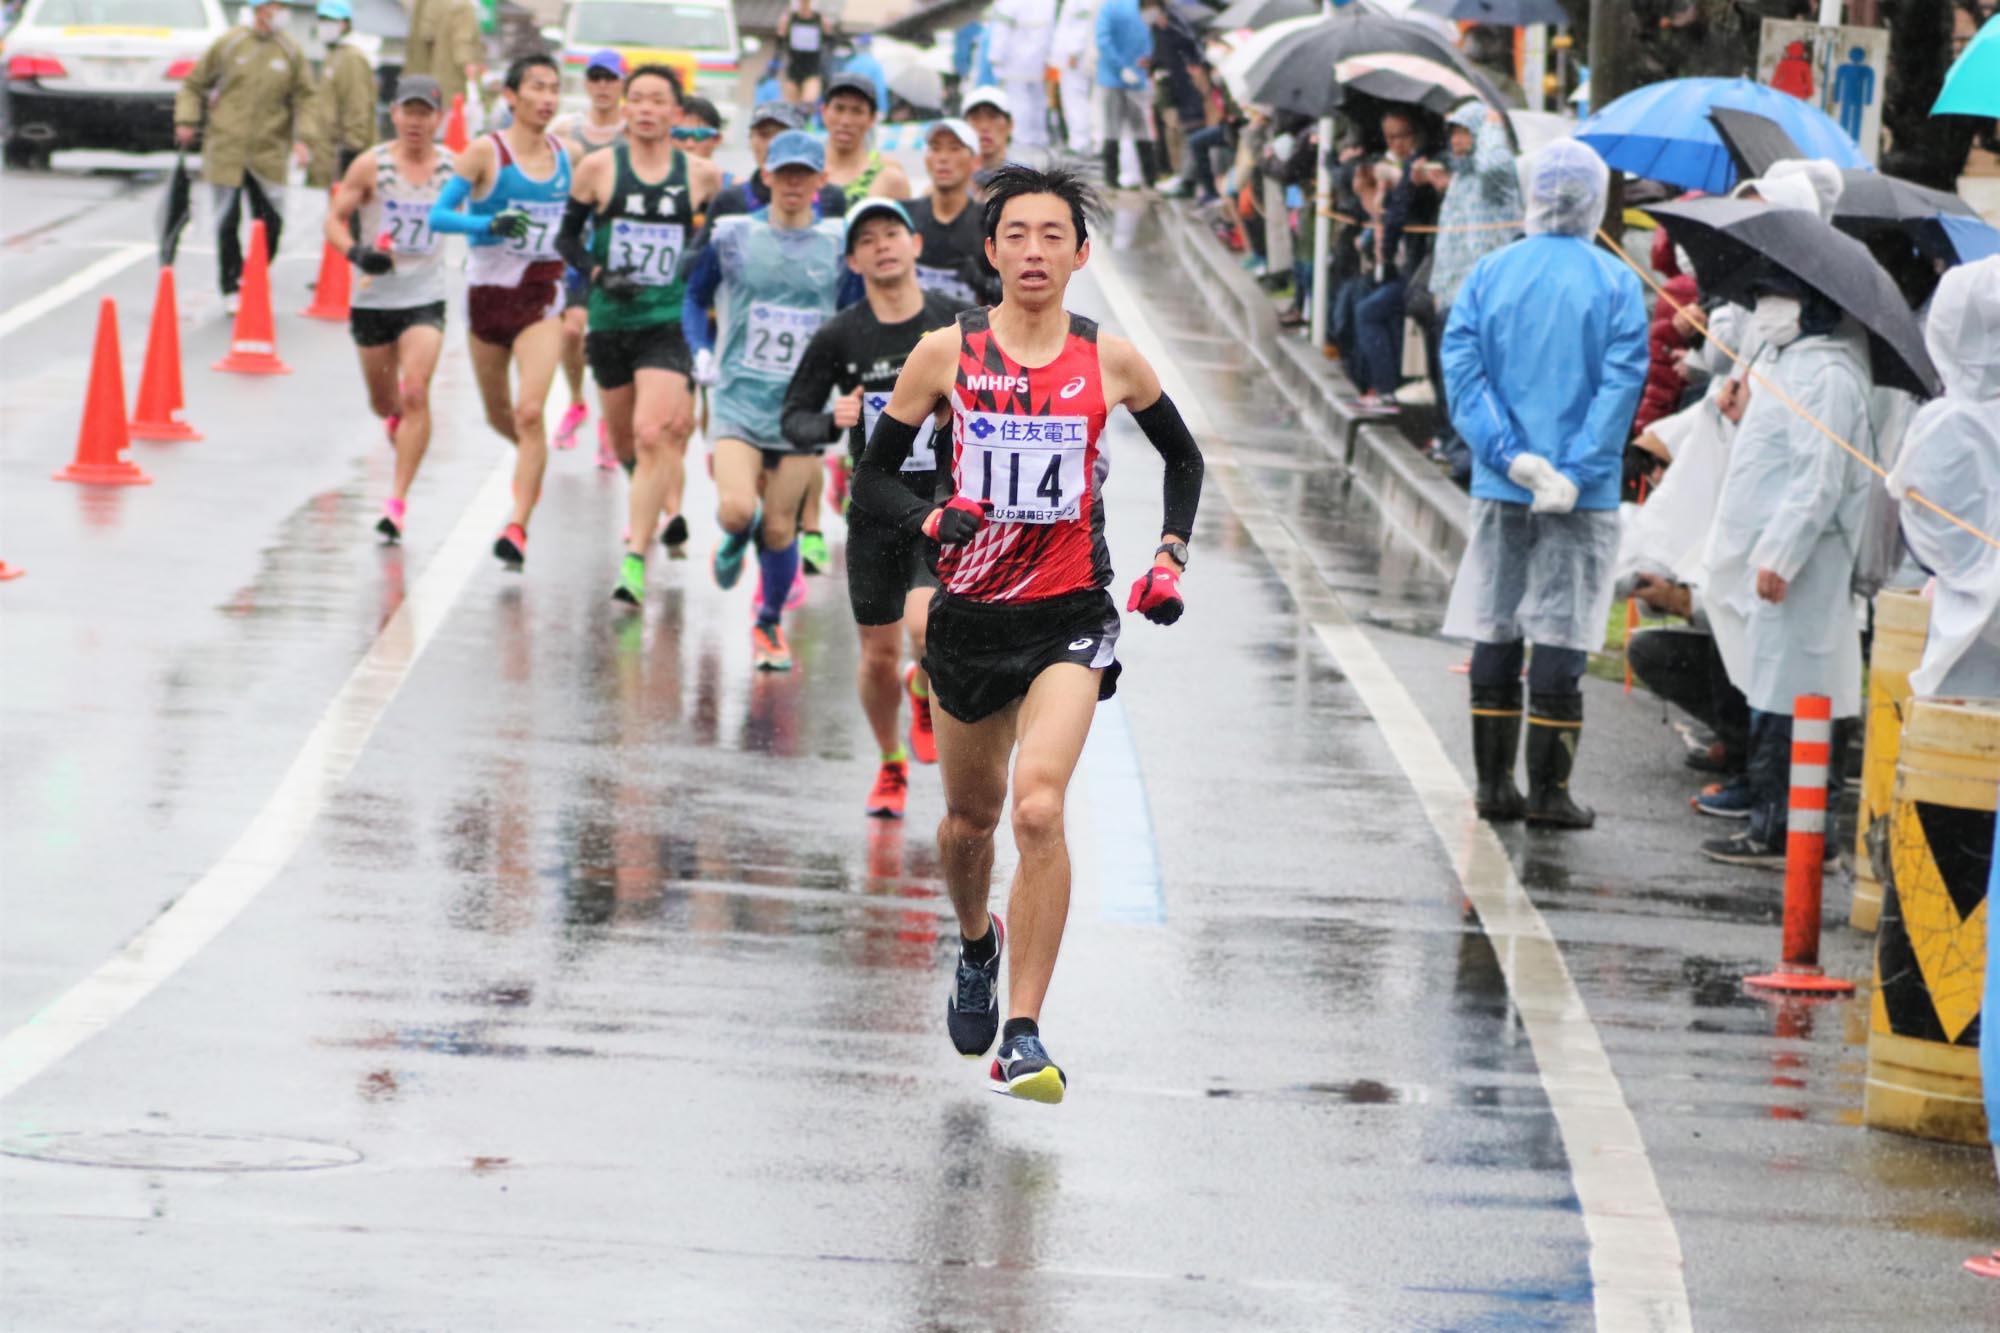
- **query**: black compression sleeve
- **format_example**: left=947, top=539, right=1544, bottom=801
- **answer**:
left=852, top=413, right=935, bottom=535
left=780, top=329, right=843, bottom=451
left=1131, top=393, right=1204, bottom=538
left=555, top=197, right=595, bottom=275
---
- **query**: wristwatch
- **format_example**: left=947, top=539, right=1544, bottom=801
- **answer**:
left=1155, top=540, right=1189, bottom=568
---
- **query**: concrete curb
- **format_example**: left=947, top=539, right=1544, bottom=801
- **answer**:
left=1153, top=207, right=1471, bottom=575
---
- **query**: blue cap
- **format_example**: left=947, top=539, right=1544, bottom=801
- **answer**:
left=316, top=0, right=351, bottom=18
left=843, top=197, right=913, bottom=252
left=765, top=130, right=825, bottom=173
left=586, top=48, right=625, bottom=77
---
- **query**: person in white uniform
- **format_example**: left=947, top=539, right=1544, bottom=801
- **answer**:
left=985, top=0, right=1056, bottom=151
left=1051, top=0, right=1099, bottom=157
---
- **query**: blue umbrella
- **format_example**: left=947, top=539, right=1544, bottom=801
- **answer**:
left=1938, top=214, right=2000, bottom=264
left=1933, top=13, right=2000, bottom=118
left=1577, top=77, right=1868, bottom=194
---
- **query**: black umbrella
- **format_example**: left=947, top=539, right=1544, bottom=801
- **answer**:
left=1412, top=0, right=1568, bottom=23
left=1707, top=106, right=1804, bottom=183
left=1833, top=167, right=1978, bottom=226
left=1646, top=196, right=1939, bottom=396
left=156, top=152, right=193, bottom=267
left=1241, top=7, right=1510, bottom=119
left=1211, top=0, right=1314, bottom=31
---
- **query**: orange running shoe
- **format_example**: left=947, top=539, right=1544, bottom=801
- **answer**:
left=751, top=620, right=792, bottom=671
left=905, top=663, right=936, bottom=764
left=867, top=758, right=909, bottom=819
left=493, top=522, right=527, bottom=567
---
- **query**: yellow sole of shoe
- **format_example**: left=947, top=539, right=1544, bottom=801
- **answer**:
left=996, top=1067, right=1066, bottom=1104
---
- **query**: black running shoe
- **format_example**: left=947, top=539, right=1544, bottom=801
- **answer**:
left=990, top=1030, right=1066, bottom=1104
left=660, top=513, right=689, bottom=556
left=946, top=915, right=1004, bottom=1057
left=1701, top=831, right=1785, bottom=870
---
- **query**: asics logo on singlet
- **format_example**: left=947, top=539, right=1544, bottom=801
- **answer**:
left=1068, top=638, right=1093, bottom=651
left=1058, top=375, right=1087, bottom=400
left=965, top=374, right=1029, bottom=393
left=968, top=417, right=997, bottom=440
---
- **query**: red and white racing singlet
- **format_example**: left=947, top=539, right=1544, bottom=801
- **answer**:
left=938, top=309, right=1111, bottom=604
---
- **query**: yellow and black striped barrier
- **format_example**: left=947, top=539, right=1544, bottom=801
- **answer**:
left=1853, top=590, right=1931, bottom=933
left=1865, top=697, right=2000, bottom=1145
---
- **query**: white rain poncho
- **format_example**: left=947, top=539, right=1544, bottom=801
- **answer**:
left=1701, top=319, right=1877, bottom=717
left=1887, top=254, right=2000, bottom=697
left=1518, top=136, right=1610, bottom=238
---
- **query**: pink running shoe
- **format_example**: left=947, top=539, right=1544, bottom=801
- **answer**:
left=376, top=496, right=406, bottom=542
left=595, top=419, right=617, bottom=471
left=554, top=401, right=587, bottom=451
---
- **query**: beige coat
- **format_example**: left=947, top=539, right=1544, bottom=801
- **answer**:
left=404, top=0, right=484, bottom=103
left=173, top=25, right=311, bottom=188
left=305, top=42, right=377, bottom=188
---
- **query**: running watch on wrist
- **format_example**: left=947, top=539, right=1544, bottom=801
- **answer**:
left=1155, top=540, right=1189, bottom=568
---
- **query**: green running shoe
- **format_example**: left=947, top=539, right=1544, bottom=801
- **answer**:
left=612, top=552, right=645, bottom=606
left=799, top=529, right=830, bottom=576
left=712, top=504, right=759, bottom=591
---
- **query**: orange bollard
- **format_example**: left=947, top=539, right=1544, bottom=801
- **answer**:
left=213, top=219, right=290, bottom=375
left=1623, top=597, right=1640, bottom=695
left=444, top=92, right=469, bottom=153
left=0, top=561, right=24, bottom=581
left=130, top=266, right=202, bottom=441
left=1747, top=694, right=1855, bottom=996
left=55, top=299, right=152, bottom=486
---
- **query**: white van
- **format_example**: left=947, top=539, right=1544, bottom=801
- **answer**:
left=555, top=0, right=739, bottom=106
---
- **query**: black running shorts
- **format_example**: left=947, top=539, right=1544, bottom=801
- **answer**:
left=350, top=301, right=446, bottom=348
left=923, top=588, right=1122, bottom=724
left=847, top=511, right=940, bottom=627
left=586, top=321, right=693, bottom=390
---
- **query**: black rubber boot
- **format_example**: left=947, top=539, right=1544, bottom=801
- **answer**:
left=1135, top=139, right=1160, bottom=189
left=1471, top=686, right=1526, bottom=822
left=1101, top=143, right=1121, bottom=191
left=1525, top=691, right=1595, bottom=830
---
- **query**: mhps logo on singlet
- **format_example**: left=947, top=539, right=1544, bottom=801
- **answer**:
left=964, top=373, right=1030, bottom=394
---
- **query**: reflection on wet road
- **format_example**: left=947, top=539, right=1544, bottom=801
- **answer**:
left=1, top=169, right=1993, bottom=1330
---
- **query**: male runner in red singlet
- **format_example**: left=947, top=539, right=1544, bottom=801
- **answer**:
left=849, top=165, right=1205, bottom=1103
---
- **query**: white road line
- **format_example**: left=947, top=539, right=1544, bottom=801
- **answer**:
left=0, top=244, right=151, bottom=342
left=1081, top=698, right=1166, bottom=924
left=0, top=459, right=515, bottom=1104
left=1090, top=253, right=1693, bottom=1333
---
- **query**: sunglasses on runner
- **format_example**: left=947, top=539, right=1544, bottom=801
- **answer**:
left=585, top=69, right=621, bottom=83
left=671, top=126, right=719, bottom=141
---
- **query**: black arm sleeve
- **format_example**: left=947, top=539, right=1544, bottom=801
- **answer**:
left=780, top=328, right=845, bottom=451
left=1130, top=392, right=1204, bottom=538
left=851, top=412, right=936, bottom=535
left=555, top=196, right=596, bottom=276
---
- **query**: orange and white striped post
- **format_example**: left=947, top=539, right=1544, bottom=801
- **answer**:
left=1747, top=694, right=1855, bottom=995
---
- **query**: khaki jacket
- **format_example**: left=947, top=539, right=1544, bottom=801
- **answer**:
left=173, top=26, right=311, bottom=188
left=305, top=42, right=377, bottom=187
left=404, top=0, right=483, bottom=102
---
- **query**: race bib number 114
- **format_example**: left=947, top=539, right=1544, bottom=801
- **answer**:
left=954, top=411, right=1089, bottom=524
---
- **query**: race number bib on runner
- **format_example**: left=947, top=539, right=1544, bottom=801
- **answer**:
left=743, top=303, right=822, bottom=376
left=504, top=199, right=566, bottom=261
left=954, top=411, right=1089, bottom=523
left=864, top=391, right=936, bottom=472
left=789, top=21, right=821, bottom=51
left=607, top=218, right=686, bottom=287
left=380, top=198, right=436, bottom=255
left=914, top=263, right=977, bottom=308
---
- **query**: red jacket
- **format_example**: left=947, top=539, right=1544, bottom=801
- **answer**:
left=1635, top=229, right=1698, bottom=436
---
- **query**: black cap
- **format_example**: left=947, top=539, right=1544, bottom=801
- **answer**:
left=822, top=72, right=879, bottom=109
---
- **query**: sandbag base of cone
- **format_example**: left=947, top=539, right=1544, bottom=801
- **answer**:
left=57, top=297, right=152, bottom=486
left=131, top=266, right=202, bottom=441
left=213, top=218, right=290, bottom=375
left=0, top=561, right=24, bottom=581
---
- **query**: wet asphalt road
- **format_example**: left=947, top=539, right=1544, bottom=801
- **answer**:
left=2, top=157, right=1996, bottom=1331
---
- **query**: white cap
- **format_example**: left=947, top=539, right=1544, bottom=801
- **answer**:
left=961, top=86, right=1012, bottom=119
left=926, top=117, right=979, bottom=153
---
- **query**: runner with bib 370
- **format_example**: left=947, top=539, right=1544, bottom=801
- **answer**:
left=781, top=197, right=963, bottom=818
left=557, top=63, right=720, bottom=606
left=428, top=53, right=573, bottom=569
left=850, top=165, right=1205, bottom=1104
left=324, top=74, right=455, bottom=543
left=681, top=130, right=847, bottom=671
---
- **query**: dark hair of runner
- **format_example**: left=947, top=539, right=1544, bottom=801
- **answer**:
left=980, top=164, right=1098, bottom=251
left=626, top=63, right=685, bottom=101
left=682, top=94, right=722, bottom=127
left=505, top=53, right=560, bottom=91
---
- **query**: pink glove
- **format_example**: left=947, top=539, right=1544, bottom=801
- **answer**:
left=1126, top=566, right=1184, bottom=625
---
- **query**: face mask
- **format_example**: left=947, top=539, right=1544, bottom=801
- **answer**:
left=317, top=19, right=344, bottom=43
left=1674, top=245, right=1693, bottom=276
left=1751, top=294, right=1803, bottom=348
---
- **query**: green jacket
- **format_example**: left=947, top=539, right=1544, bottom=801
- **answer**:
left=173, top=26, right=311, bottom=188
left=305, top=42, right=376, bottom=188
left=404, top=0, right=484, bottom=102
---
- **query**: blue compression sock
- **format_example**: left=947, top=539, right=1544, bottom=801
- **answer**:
left=757, top=541, right=798, bottom=626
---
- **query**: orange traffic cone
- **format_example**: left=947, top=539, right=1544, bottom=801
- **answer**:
left=55, top=298, right=151, bottom=486
left=444, top=92, right=469, bottom=154
left=213, top=219, right=290, bottom=375
left=302, top=189, right=351, bottom=321
left=130, top=266, right=202, bottom=441
left=0, top=561, right=24, bottom=581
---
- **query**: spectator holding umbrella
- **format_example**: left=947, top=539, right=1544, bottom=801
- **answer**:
left=1348, top=108, right=1439, bottom=414
left=1441, top=138, right=1649, bottom=829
